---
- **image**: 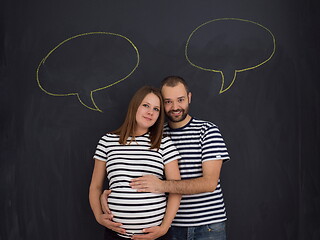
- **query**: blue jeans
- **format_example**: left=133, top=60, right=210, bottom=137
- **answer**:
left=170, top=221, right=226, bottom=240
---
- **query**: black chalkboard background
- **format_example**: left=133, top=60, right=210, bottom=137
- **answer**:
left=1, top=0, right=319, bottom=239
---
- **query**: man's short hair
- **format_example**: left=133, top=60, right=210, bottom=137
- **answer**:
left=161, top=76, right=189, bottom=93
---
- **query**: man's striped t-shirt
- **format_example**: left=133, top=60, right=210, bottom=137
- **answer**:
left=164, top=118, right=230, bottom=227
left=93, top=133, right=180, bottom=238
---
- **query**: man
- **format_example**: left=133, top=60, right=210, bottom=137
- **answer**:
left=101, top=76, right=230, bottom=240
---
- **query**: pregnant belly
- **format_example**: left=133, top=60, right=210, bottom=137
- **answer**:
left=108, top=189, right=167, bottom=237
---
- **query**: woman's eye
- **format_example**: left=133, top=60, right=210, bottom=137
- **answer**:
left=154, top=108, right=160, bottom=112
left=143, top=104, right=149, bottom=108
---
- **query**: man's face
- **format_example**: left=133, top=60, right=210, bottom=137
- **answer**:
left=161, top=82, right=191, bottom=123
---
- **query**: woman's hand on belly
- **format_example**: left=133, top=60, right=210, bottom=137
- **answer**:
left=131, top=225, right=168, bottom=240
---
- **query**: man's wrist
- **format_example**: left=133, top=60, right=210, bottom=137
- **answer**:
left=162, top=179, right=175, bottom=193
left=160, top=180, right=168, bottom=192
left=94, top=211, right=103, bottom=220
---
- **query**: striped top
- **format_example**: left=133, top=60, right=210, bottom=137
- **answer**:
left=93, top=133, right=180, bottom=238
left=164, top=118, right=230, bottom=227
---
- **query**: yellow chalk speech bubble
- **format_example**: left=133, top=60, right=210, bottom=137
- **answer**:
left=36, top=32, right=140, bottom=112
left=185, top=18, right=276, bottom=93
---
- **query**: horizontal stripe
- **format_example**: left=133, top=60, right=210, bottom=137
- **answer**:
left=164, top=118, right=230, bottom=226
left=93, top=133, right=181, bottom=233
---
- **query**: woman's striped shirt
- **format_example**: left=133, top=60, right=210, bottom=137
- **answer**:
left=164, top=118, right=230, bottom=227
left=93, top=133, right=180, bottom=238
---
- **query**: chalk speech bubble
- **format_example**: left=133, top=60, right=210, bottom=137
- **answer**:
left=36, top=32, right=140, bottom=112
left=185, top=18, right=276, bottom=93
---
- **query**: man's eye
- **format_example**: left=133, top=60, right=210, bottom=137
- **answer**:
left=164, top=101, right=171, bottom=104
left=178, top=98, right=184, bottom=103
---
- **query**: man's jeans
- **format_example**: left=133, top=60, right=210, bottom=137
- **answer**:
left=170, top=221, right=226, bottom=240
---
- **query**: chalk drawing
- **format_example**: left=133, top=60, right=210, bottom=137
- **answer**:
left=185, top=18, right=276, bottom=93
left=36, top=32, right=140, bottom=112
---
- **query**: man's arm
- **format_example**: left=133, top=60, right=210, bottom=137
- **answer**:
left=130, top=160, right=223, bottom=194
left=89, top=160, right=125, bottom=235
left=99, top=190, right=126, bottom=234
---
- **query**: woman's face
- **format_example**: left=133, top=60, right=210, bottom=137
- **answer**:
left=135, top=93, right=160, bottom=135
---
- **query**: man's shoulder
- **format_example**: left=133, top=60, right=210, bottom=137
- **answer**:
left=190, top=118, right=218, bottom=129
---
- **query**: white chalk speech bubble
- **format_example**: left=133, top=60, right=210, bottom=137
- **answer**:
left=185, top=18, right=276, bottom=93
left=36, top=32, right=140, bottom=112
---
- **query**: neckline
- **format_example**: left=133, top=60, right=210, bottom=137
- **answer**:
left=166, top=117, right=193, bottom=131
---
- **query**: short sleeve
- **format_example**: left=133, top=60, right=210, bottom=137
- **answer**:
left=201, top=124, right=230, bottom=163
left=93, top=135, right=109, bottom=162
left=160, top=136, right=181, bottom=165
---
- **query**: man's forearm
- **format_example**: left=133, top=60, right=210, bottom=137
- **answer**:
left=161, top=176, right=218, bottom=194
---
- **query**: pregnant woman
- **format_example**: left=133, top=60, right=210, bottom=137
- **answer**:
left=89, top=86, right=181, bottom=239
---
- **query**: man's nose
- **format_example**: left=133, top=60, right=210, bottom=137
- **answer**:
left=172, top=101, right=178, bottom=110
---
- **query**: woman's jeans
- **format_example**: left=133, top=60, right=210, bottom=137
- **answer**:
left=169, top=221, right=226, bottom=240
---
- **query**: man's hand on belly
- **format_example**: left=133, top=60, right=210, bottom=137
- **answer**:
left=99, top=189, right=126, bottom=234
left=96, top=212, right=126, bottom=235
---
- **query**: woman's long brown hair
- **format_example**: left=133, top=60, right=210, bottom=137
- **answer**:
left=111, top=86, right=164, bottom=149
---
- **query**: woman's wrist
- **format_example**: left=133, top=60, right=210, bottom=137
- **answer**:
left=159, top=224, right=170, bottom=235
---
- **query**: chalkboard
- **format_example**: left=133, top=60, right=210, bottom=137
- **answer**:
left=1, top=0, right=319, bottom=239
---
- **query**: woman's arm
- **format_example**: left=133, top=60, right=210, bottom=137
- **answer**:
left=159, top=160, right=181, bottom=232
left=89, top=159, right=125, bottom=234
left=132, top=159, right=181, bottom=240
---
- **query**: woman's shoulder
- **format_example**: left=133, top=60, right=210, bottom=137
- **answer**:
left=161, top=135, right=174, bottom=145
left=100, top=132, right=119, bottom=141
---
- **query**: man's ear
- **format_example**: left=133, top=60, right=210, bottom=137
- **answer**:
left=188, top=92, right=192, bottom=104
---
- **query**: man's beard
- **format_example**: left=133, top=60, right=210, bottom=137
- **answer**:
left=166, top=106, right=189, bottom=123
